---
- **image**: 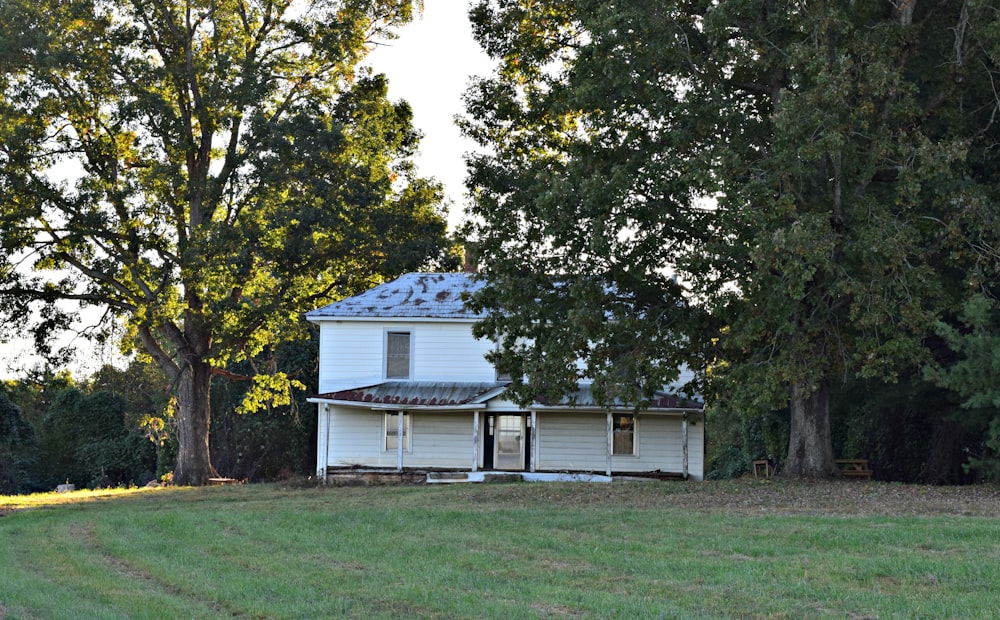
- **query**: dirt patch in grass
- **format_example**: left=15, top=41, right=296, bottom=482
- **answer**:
left=453, top=478, right=1000, bottom=517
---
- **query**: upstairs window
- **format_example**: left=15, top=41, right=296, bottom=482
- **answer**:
left=613, top=414, right=635, bottom=455
left=386, top=331, right=411, bottom=379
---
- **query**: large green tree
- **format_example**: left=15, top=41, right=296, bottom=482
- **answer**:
left=462, top=0, right=715, bottom=410
left=463, top=1, right=1000, bottom=476
left=0, top=0, right=450, bottom=485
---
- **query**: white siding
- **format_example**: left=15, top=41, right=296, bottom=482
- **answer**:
left=316, top=405, right=329, bottom=476
left=410, top=323, right=495, bottom=382
left=410, top=413, right=477, bottom=468
left=687, top=413, right=705, bottom=480
left=326, top=407, right=389, bottom=467
left=535, top=413, right=607, bottom=472
left=318, top=322, right=383, bottom=392
left=325, top=408, right=476, bottom=469
left=535, top=412, right=704, bottom=479
left=316, top=320, right=496, bottom=392
left=485, top=397, right=523, bottom=413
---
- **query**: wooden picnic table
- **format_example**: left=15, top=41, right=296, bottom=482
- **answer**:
left=835, top=459, right=872, bottom=479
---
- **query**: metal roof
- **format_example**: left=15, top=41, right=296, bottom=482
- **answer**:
left=314, top=381, right=507, bottom=407
left=312, top=381, right=702, bottom=411
left=306, top=273, right=485, bottom=320
left=535, top=385, right=703, bottom=410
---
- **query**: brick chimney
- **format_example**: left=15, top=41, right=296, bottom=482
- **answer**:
left=463, top=245, right=478, bottom=273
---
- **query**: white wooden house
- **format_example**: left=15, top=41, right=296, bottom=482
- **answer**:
left=306, top=273, right=704, bottom=482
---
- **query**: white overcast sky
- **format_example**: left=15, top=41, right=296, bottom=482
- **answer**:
left=0, top=2, right=493, bottom=378
left=368, top=1, right=495, bottom=230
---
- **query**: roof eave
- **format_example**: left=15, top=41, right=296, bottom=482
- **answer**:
left=529, top=405, right=704, bottom=413
left=305, top=315, right=482, bottom=323
left=307, top=397, right=485, bottom=411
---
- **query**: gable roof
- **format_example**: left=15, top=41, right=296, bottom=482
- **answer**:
left=306, top=272, right=484, bottom=321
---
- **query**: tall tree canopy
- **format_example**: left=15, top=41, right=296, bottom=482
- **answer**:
left=0, top=0, right=451, bottom=485
left=463, top=0, right=1000, bottom=477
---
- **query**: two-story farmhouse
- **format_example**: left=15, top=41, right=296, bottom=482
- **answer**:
left=306, top=272, right=704, bottom=482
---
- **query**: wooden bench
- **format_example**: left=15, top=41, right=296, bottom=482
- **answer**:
left=835, top=459, right=873, bottom=480
left=752, top=459, right=773, bottom=478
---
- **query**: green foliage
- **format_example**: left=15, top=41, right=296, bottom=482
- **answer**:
left=926, top=295, right=1000, bottom=480
left=0, top=0, right=450, bottom=483
left=463, top=0, right=711, bottom=408
left=929, top=296, right=1000, bottom=410
left=0, top=347, right=322, bottom=492
left=706, top=403, right=789, bottom=480
left=209, top=333, right=320, bottom=481
left=0, top=369, right=74, bottom=431
left=0, top=391, right=36, bottom=493
left=463, top=0, right=1000, bottom=477
left=40, top=388, right=156, bottom=488
left=86, top=360, right=177, bottom=479
left=829, top=374, right=978, bottom=484
left=7, top=361, right=174, bottom=491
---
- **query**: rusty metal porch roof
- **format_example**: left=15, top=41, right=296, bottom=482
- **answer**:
left=313, top=381, right=507, bottom=407
left=312, top=381, right=702, bottom=411
left=535, top=386, right=703, bottom=410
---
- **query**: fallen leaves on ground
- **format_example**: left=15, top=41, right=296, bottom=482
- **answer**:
left=456, top=478, right=1000, bottom=517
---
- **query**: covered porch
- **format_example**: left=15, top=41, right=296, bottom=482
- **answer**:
left=309, top=381, right=704, bottom=482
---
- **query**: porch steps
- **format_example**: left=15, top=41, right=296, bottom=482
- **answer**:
left=425, top=471, right=615, bottom=484
left=426, top=472, right=471, bottom=483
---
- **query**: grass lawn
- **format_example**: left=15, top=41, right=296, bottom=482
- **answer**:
left=2, top=480, right=999, bottom=619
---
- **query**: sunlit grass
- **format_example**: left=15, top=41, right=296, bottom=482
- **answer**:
left=0, top=485, right=167, bottom=510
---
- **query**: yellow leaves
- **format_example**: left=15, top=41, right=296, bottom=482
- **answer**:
left=236, top=372, right=305, bottom=415
left=139, top=413, right=169, bottom=445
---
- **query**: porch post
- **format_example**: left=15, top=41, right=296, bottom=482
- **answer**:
left=530, top=410, right=537, bottom=472
left=606, top=411, right=613, bottom=477
left=682, top=412, right=689, bottom=480
left=397, top=409, right=405, bottom=472
left=316, top=404, right=329, bottom=479
left=472, top=410, right=480, bottom=472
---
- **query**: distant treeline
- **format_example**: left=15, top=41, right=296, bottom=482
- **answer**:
left=0, top=337, right=317, bottom=494
left=3, top=338, right=998, bottom=493
left=707, top=368, right=996, bottom=485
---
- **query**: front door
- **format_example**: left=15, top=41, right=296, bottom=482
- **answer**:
left=494, top=415, right=524, bottom=470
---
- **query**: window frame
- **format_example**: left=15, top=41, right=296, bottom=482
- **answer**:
left=383, top=412, right=412, bottom=453
left=612, top=414, right=636, bottom=456
left=385, top=330, right=412, bottom=379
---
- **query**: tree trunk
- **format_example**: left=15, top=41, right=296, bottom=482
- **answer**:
left=783, top=380, right=839, bottom=477
left=173, top=358, right=215, bottom=486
